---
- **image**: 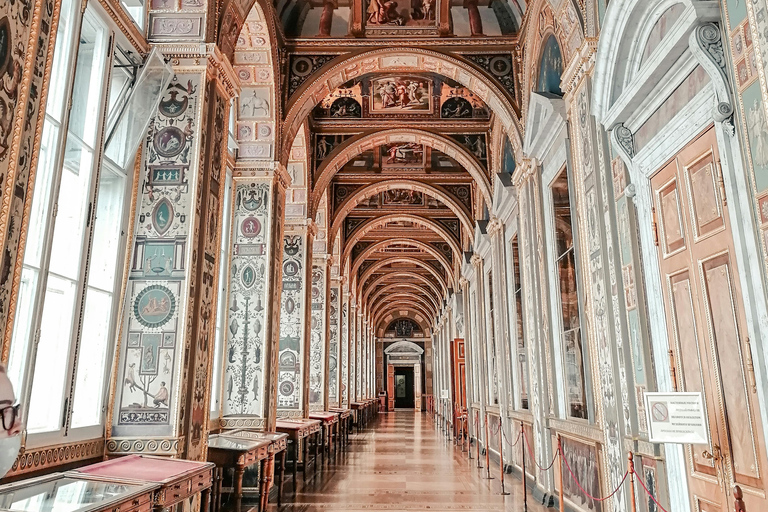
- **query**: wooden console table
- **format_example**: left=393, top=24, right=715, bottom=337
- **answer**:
left=275, top=418, right=322, bottom=484
left=223, top=430, right=288, bottom=507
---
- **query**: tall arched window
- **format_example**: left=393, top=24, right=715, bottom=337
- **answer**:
left=537, top=35, right=564, bottom=96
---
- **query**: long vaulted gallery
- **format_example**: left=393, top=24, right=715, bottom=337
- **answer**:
left=1, top=0, right=768, bottom=511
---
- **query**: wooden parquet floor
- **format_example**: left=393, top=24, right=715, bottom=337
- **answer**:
left=274, top=411, right=547, bottom=511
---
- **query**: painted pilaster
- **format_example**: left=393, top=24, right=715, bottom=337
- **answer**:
left=309, top=257, right=328, bottom=411
left=108, top=47, right=240, bottom=459
left=328, top=276, right=341, bottom=407
left=277, top=221, right=314, bottom=417
left=340, top=285, right=349, bottom=406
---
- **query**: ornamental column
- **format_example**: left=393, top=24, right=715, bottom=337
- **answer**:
left=108, top=46, right=241, bottom=460
left=277, top=219, right=316, bottom=418
left=463, top=0, right=483, bottom=36
left=317, top=0, right=337, bottom=36
left=340, top=284, right=350, bottom=406
left=309, top=256, right=329, bottom=411
left=328, top=272, right=341, bottom=407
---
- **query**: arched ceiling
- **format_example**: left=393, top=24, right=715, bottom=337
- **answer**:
left=224, top=0, right=538, bottom=336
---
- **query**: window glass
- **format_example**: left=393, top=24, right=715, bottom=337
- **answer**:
left=510, top=235, right=529, bottom=409
left=211, top=171, right=233, bottom=415
left=119, top=0, right=145, bottom=30
left=552, top=169, right=588, bottom=419
left=487, top=271, right=498, bottom=405
left=26, top=8, right=110, bottom=434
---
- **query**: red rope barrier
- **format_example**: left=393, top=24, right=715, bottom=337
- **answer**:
left=521, top=429, right=559, bottom=471
left=561, top=448, right=628, bottom=502
left=501, top=427, right=521, bottom=447
left=632, top=466, right=670, bottom=512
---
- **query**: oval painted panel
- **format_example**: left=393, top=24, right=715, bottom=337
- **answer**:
left=285, top=297, right=295, bottom=314
left=152, top=198, right=174, bottom=235
left=133, top=285, right=177, bottom=329
left=242, top=265, right=256, bottom=288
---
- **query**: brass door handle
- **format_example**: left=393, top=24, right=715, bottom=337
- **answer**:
left=702, top=444, right=722, bottom=462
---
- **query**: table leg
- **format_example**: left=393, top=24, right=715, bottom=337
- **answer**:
left=303, top=436, right=309, bottom=482
left=234, top=465, right=245, bottom=512
left=260, top=456, right=273, bottom=512
left=201, top=486, right=211, bottom=512
left=292, top=439, right=298, bottom=488
left=216, top=468, right=223, bottom=512
left=314, top=431, right=319, bottom=473
left=279, top=450, right=286, bottom=506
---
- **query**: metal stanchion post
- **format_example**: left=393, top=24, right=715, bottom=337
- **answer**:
left=558, top=435, right=564, bottom=512
left=484, top=412, right=493, bottom=479
left=499, top=417, right=509, bottom=495
left=521, top=422, right=527, bottom=511
left=628, top=452, right=637, bottom=512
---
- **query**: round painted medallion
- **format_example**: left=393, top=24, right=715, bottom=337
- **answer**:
left=241, top=216, right=261, bottom=238
left=153, top=126, right=186, bottom=158
left=283, top=261, right=299, bottom=277
left=242, top=265, right=256, bottom=288
left=133, top=285, right=177, bottom=329
left=279, top=381, right=294, bottom=396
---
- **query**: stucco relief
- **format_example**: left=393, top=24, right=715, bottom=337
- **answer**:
left=329, top=286, right=339, bottom=403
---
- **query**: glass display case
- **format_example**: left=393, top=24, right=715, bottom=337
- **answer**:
left=0, top=473, right=158, bottom=512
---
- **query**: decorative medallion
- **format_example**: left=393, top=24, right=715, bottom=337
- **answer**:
left=133, top=285, right=177, bottom=329
left=152, top=198, right=174, bottom=235
left=285, top=297, right=295, bottom=314
left=311, top=286, right=320, bottom=300
left=279, top=381, right=294, bottom=396
left=241, top=216, right=261, bottom=237
left=242, top=265, right=256, bottom=288
left=158, top=91, right=188, bottom=118
left=283, top=261, right=299, bottom=277
left=153, top=126, right=186, bottom=158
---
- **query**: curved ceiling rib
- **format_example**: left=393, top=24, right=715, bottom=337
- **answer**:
left=312, top=129, right=491, bottom=215
left=356, top=256, right=449, bottom=298
left=342, top=214, right=462, bottom=269
left=331, top=180, right=474, bottom=241
left=366, top=283, right=442, bottom=313
left=350, top=238, right=453, bottom=284
left=362, top=272, right=446, bottom=306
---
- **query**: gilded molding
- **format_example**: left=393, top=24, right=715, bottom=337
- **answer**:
left=96, top=0, right=150, bottom=55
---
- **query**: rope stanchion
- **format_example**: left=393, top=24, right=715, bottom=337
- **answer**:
left=520, top=422, right=527, bottom=511
left=498, top=417, right=509, bottom=496
left=501, top=426, right=522, bottom=448
left=484, top=412, right=493, bottom=479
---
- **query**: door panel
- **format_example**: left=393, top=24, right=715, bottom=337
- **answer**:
left=652, top=127, right=768, bottom=511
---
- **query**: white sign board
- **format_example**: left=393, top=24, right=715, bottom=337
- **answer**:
left=441, top=390, right=449, bottom=399
left=644, top=392, right=709, bottom=445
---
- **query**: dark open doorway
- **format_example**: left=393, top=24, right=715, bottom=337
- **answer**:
left=394, top=367, right=415, bottom=409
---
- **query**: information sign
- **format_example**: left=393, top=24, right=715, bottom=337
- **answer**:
left=644, top=392, right=709, bottom=445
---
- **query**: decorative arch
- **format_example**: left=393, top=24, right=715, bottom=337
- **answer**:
left=536, top=34, right=564, bottom=95
left=342, top=213, right=462, bottom=267
left=375, top=308, right=431, bottom=335
left=356, top=256, right=449, bottom=297
left=313, top=129, right=491, bottom=216
left=331, top=179, right=474, bottom=241
left=374, top=301, right=434, bottom=328
left=520, top=0, right=585, bottom=116
left=351, top=238, right=453, bottom=283
left=230, top=2, right=282, bottom=162
left=282, top=48, right=524, bottom=166
left=363, top=271, right=446, bottom=305
left=591, top=0, right=718, bottom=126
left=371, top=293, right=438, bottom=320
left=366, top=283, right=441, bottom=312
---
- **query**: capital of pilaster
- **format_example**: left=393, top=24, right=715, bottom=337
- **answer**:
left=307, top=219, right=319, bottom=237
left=459, top=277, right=469, bottom=288
left=275, top=163, right=292, bottom=191
left=487, top=216, right=504, bottom=237
left=153, top=43, right=239, bottom=99
left=470, top=254, right=483, bottom=268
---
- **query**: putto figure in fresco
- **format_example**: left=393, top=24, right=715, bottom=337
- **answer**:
left=367, top=0, right=405, bottom=25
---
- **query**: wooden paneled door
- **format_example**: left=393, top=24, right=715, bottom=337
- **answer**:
left=651, top=126, right=768, bottom=512
left=387, top=364, right=395, bottom=411
left=450, top=339, right=467, bottom=410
